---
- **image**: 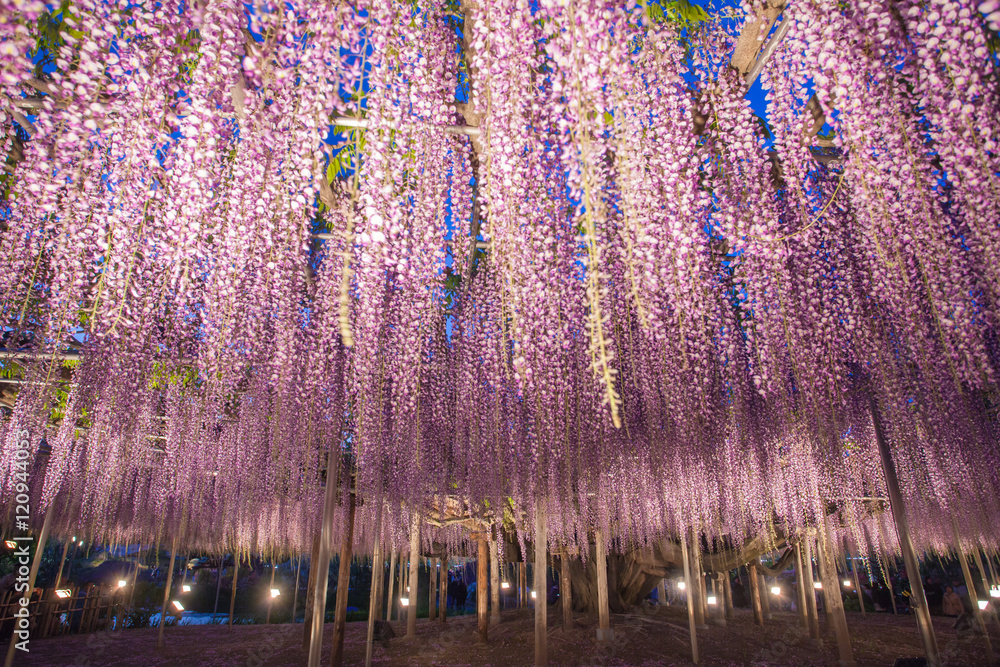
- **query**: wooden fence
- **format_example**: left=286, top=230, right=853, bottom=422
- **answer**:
left=0, top=585, right=129, bottom=642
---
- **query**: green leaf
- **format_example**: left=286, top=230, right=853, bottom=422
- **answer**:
left=326, top=154, right=341, bottom=182
left=646, top=0, right=711, bottom=28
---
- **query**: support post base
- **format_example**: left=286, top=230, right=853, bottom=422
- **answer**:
left=596, top=628, right=615, bottom=642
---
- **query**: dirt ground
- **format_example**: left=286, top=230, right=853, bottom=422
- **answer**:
left=13, top=606, right=997, bottom=666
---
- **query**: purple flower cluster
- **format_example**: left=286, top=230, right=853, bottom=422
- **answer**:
left=0, top=0, right=997, bottom=560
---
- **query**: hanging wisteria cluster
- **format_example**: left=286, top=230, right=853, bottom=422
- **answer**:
left=1, top=0, right=999, bottom=564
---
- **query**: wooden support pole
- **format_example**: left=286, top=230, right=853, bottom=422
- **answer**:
left=875, top=522, right=899, bottom=615
left=215, top=555, right=225, bottom=626
left=228, top=554, right=239, bottom=630
left=679, top=533, right=699, bottom=664
left=871, top=398, right=940, bottom=667
left=759, top=572, right=772, bottom=620
left=817, top=521, right=856, bottom=667
left=723, top=571, right=734, bottom=619
left=370, top=556, right=382, bottom=623
left=971, top=548, right=993, bottom=598
left=490, top=533, right=501, bottom=626
left=396, top=553, right=403, bottom=619
left=266, top=562, right=276, bottom=625
left=523, top=561, right=529, bottom=609
left=429, top=557, right=437, bottom=623
left=952, top=518, right=994, bottom=662
left=802, top=538, right=822, bottom=645
left=386, top=551, right=396, bottom=621
left=331, top=494, right=357, bottom=667
left=525, top=560, right=530, bottom=609
left=157, top=535, right=178, bottom=648
left=403, top=550, right=410, bottom=608
left=54, top=540, right=71, bottom=590
left=292, top=555, right=302, bottom=623
left=700, top=567, right=709, bottom=623
left=983, top=548, right=999, bottom=588
left=477, top=534, right=489, bottom=643
left=407, top=516, right=420, bottom=640
left=303, top=534, right=320, bottom=648
left=693, top=542, right=707, bottom=627
left=749, top=563, right=763, bottom=626
left=815, top=537, right=831, bottom=622
left=534, top=502, right=547, bottom=667
left=845, top=536, right=865, bottom=618
left=795, top=543, right=809, bottom=631
left=514, top=563, right=524, bottom=609
left=689, top=550, right=705, bottom=628
left=711, top=573, right=727, bottom=626
left=307, top=450, right=341, bottom=667
left=364, top=506, right=384, bottom=667
left=125, top=548, right=141, bottom=621
left=657, top=578, right=666, bottom=606
left=439, top=556, right=448, bottom=623
left=970, top=548, right=1000, bottom=634
left=561, top=552, right=573, bottom=629
left=595, top=529, right=613, bottom=641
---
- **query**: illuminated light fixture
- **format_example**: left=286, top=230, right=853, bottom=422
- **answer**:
left=978, top=600, right=989, bottom=611
left=843, top=580, right=852, bottom=587
left=55, top=589, right=72, bottom=599
left=4, top=540, right=15, bottom=549
left=813, top=582, right=822, bottom=590
left=770, top=586, right=781, bottom=596
left=501, top=582, right=510, bottom=589
left=991, top=587, right=1000, bottom=599
left=407, top=586, right=410, bottom=592
left=172, top=600, right=184, bottom=611
left=400, top=597, right=409, bottom=607
left=72, top=536, right=77, bottom=542
left=118, top=580, right=127, bottom=588
left=531, top=590, right=537, bottom=599
left=677, top=581, right=686, bottom=590
left=707, top=595, right=717, bottom=605
left=182, top=584, right=192, bottom=593
left=270, top=588, right=280, bottom=598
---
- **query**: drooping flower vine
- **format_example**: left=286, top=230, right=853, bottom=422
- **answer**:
left=0, top=0, right=997, bottom=563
